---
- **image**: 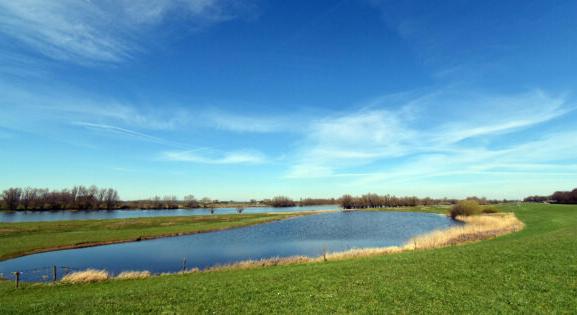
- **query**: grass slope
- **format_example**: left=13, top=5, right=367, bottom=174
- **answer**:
left=1, top=203, right=576, bottom=314
left=0, top=213, right=305, bottom=260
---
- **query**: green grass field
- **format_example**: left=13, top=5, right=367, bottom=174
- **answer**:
left=1, top=203, right=576, bottom=314
left=0, top=213, right=306, bottom=260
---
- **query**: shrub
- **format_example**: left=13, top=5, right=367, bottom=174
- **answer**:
left=450, top=200, right=481, bottom=219
left=482, top=206, right=499, bottom=214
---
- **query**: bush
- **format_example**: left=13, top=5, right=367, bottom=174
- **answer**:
left=482, top=206, right=499, bottom=214
left=450, top=200, right=481, bottom=219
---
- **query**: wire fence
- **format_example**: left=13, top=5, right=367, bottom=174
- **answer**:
left=1, top=265, right=83, bottom=285
left=2, top=257, right=194, bottom=287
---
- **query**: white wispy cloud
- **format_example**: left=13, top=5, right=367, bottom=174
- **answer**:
left=353, top=131, right=577, bottom=187
left=0, top=0, right=254, bottom=64
left=285, top=89, right=575, bottom=180
left=0, top=81, right=191, bottom=131
left=161, top=149, right=267, bottom=164
left=72, top=121, right=178, bottom=146
left=202, top=110, right=295, bottom=133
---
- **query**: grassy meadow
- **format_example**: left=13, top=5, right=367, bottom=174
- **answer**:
left=0, top=213, right=308, bottom=260
left=0, top=203, right=576, bottom=313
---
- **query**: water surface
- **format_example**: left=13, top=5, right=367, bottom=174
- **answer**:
left=0, top=205, right=339, bottom=223
left=0, top=211, right=457, bottom=281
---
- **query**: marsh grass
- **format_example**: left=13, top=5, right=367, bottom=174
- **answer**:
left=409, top=213, right=524, bottom=249
left=60, top=269, right=109, bottom=283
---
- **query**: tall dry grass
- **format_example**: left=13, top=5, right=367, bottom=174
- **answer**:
left=61, top=269, right=109, bottom=283
left=207, top=256, right=312, bottom=272
left=116, top=271, right=151, bottom=280
left=408, top=213, right=524, bottom=250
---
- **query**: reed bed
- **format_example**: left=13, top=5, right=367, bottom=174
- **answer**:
left=60, top=213, right=524, bottom=284
left=409, top=213, right=525, bottom=250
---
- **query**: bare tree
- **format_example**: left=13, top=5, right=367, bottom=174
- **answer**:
left=2, top=188, right=22, bottom=210
left=340, top=195, right=354, bottom=209
left=20, top=187, right=36, bottom=210
left=200, top=197, right=213, bottom=208
left=163, top=195, right=178, bottom=209
left=183, top=195, right=199, bottom=208
left=104, top=188, right=119, bottom=210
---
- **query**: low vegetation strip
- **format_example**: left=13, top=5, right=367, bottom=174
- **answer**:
left=0, top=213, right=310, bottom=261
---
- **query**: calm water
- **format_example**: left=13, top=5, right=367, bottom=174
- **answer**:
left=0, top=205, right=340, bottom=223
left=0, top=211, right=457, bottom=281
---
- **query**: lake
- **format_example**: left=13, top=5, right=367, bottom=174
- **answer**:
left=0, top=205, right=340, bottom=223
left=0, top=211, right=457, bottom=281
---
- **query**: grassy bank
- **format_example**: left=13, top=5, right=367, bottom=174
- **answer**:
left=1, top=203, right=576, bottom=313
left=0, top=213, right=307, bottom=260
left=364, top=205, right=451, bottom=214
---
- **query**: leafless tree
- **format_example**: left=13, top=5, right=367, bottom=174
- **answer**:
left=2, top=188, right=22, bottom=210
left=183, top=195, right=199, bottom=208
left=104, top=188, right=119, bottom=210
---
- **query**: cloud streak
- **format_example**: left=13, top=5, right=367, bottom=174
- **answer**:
left=285, top=89, right=575, bottom=180
left=161, top=150, right=267, bottom=165
left=0, top=0, right=254, bottom=65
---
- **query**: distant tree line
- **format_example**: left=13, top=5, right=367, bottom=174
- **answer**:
left=524, top=188, right=577, bottom=204
left=0, top=187, right=340, bottom=211
left=1, top=186, right=119, bottom=211
left=260, top=196, right=338, bottom=207
left=338, top=194, right=509, bottom=209
left=262, top=196, right=297, bottom=207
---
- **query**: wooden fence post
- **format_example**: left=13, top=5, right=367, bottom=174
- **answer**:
left=14, top=272, right=20, bottom=288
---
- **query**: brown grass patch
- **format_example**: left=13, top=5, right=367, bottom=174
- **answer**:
left=115, top=271, right=151, bottom=280
left=61, top=269, right=109, bottom=283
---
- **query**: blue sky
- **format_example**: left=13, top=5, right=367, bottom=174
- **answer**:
left=1, top=0, right=577, bottom=200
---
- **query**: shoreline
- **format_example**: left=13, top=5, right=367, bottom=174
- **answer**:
left=0, top=211, right=329, bottom=262
left=57, top=212, right=524, bottom=284
left=0, top=204, right=341, bottom=213
left=4, top=211, right=524, bottom=283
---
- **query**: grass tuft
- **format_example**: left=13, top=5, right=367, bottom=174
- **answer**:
left=116, top=271, right=151, bottom=280
left=60, top=269, right=109, bottom=283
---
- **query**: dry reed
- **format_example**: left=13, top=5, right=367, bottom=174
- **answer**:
left=408, top=213, right=524, bottom=250
left=115, top=271, right=151, bottom=280
left=60, top=269, right=109, bottom=283
left=206, top=256, right=312, bottom=272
